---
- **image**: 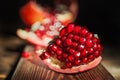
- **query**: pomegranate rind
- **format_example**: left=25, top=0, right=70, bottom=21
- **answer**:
left=42, top=56, right=102, bottom=73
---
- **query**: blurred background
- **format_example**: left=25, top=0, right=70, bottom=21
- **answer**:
left=0, top=0, right=120, bottom=80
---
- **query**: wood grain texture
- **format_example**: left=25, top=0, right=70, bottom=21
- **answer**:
left=11, top=46, right=115, bottom=80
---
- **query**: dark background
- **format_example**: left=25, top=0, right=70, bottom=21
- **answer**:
left=0, top=0, right=120, bottom=46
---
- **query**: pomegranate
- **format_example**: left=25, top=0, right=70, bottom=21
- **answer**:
left=39, top=23, right=103, bottom=73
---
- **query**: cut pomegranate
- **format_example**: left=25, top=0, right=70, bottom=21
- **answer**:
left=39, top=23, right=103, bottom=73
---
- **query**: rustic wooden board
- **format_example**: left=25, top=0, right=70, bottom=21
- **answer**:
left=11, top=46, right=115, bottom=80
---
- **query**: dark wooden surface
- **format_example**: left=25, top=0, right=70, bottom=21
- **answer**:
left=11, top=46, right=115, bottom=80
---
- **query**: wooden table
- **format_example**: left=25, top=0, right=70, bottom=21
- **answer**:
left=10, top=46, right=115, bottom=80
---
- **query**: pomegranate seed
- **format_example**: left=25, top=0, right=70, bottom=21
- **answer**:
left=93, top=43, right=98, bottom=50
left=73, top=26, right=81, bottom=34
left=22, top=52, right=29, bottom=58
left=97, top=44, right=103, bottom=51
left=74, top=51, right=81, bottom=58
left=81, top=49, right=88, bottom=57
left=55, top=38, right=62, bottom=46
left=92, top=37, right=98, bottom=43
left=86, top=47, right=94, bottom=54
left=66, top=23, right=75, bottom=33
left=61, top=36, right=67, bottom=41
left=69, top=48, right=75, bottom=54
left=94, top=51, right=100, bottom=57
left=66, top=62, right=72, bottom=68
left=82, top=57, right=88, bottom=63
left=60, top=27, right=66, bottom=37
left=68, top=55, right=74, bottom=62
left=73, top=35, right=79, bottom=42
left=88, top=55, right=94, bottom=61
left=62, top=53, right=68, bottom=58
left=40, top=51, right=50, bottom=60
left=80, top=27, right=88, bottom=36
left=86, top=32, right=93, bottom=39
left=72, top=42, right=78, bottom=48
left=85, top=39, right=93, bottom=47
left=56, top=49, right=62, bottom=55
left=79, top=37, right=86, bottom=44
left=57, top=55, right=62, bottom=60
left=77, top=44, right=85, bottom=51
left=65, top=38, right=72, bottom=46
left=51, top=45, right=58, bottom=52
left=74, top=59, right=81, bottom=66
left=67, top=33, right=73, bottom=38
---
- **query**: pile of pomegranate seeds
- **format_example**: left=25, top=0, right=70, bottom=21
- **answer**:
left=40, top=23, right=103, bottom=69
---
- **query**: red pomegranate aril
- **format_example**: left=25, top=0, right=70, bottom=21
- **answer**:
left=77, top=44, right=85, bottom=51
left=74, top=59, right=81, bottom=66
left=74, top=51, right=81, bottom=58
left=68, top=55, right=74, bottom=62
left=22, top=52, right=29, bottom=58
left=87, top=47, right=94, bottom=54
left=34, top=30, right=41, bottom=37
left=80, top=28, right=88, bottom=36
left=55, top=38, right=62, bottom=46
left=85, top=39, right=93, bottom=47
left=92, top=37, right=98, bottom=43
left=97, top=44, right=103, bottom=51
left=73, top=35, right=79, bottom=42
left=67, top=23, right=75, bottom=33
left=93, top=43, right=98, bottom=50
left=86, top=32, right=93, bottom=39
left=69, top=48, right=75, bottom=54
left=65, top=38, right=72, bottom=46
left=88, top=55, right=94, bottom=61
left=61, top=36, right=67, bottom=41
left=40, top=51, right=50, bottom=60
left=56, top=49, right=62, bottom=55
left=67, top=33, right=73, bottom=38
left=79, top=37, right=86, bottom=44
left=57, top=55, right=62, bottom=60
left=81, top=49, right=88, bottom=57
left=66, top=62, right=72, bottom=68
left=72, top=42, right=78, bottom=48
left=82, top=57, right=88, bottom=63
left=62, top=53, right=68, bottom=58
left=51, top=45, right=58, bottom=52
left=60, top=27, right=66, bottom=37
left=25, top=27, right=30, bottom=32
left=94, top=51, right=100, bottom=57
left=73, top=26, right=81, bottom=34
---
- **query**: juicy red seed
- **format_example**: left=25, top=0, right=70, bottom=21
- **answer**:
left=34, top=30, right=41, bottom=37
left=68, top=55, right=74, bottom=62
left=62, top=53, right=68, bottom=58
left=25, top=27, right=30, bottom=32
left=22, top=52, right=29, bottom=58
left=85, top=39, right=93, bottom=47
left=82, top=57, right=88, bottom=63
left=87, top=47, right=94, bottom=54
left=57, top=55, right=62, bottom=60
left=55, top=38, right=62, bottom=46
left=77, top=45, right=85, bottom=51
left=67, top=23, right=75, bottom=33
left=60, top=27, right=66, bottom=37
left=86, top=32, right=93, bottom=39
left=67, top=33, right=73, bottom=38
left=80, top=28, right=88, bottom=36
left=79, top=37, right=86, bottom=44
left=92, top=37, right=98, bottom=43
left=74, top=51, right=81, bottom=58
left=73, top=35, right=79, bottom=42
left=88, top=55, right=94, bottom=60
left=93, top=43, right=98, bottom=50
left=56, top=49, right=62, bottom=55
left=65, top=38, right=72, bottom=46
left=94, top=51, right=100, bottom=57
left=81, top=49, right=88, bottom=57
left=74, top=59, right=81, bottom=66
left=72, top=42, right=78, bottom=48
left=51, top=45, right=58, bottom=52
left=73, top=26, right=81, bottom=34
left=61, top=36, right=67, bottom=41
left=69, top=48, right=75, bottom=54
left=97, top=44, right=103, bottom=51
left=66, top=62, right=72, bottom=68
left=40, top=51, right=50, bottom=60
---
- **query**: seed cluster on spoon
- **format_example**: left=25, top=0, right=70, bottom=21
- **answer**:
left=40, top=23, right=103, bottom=69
